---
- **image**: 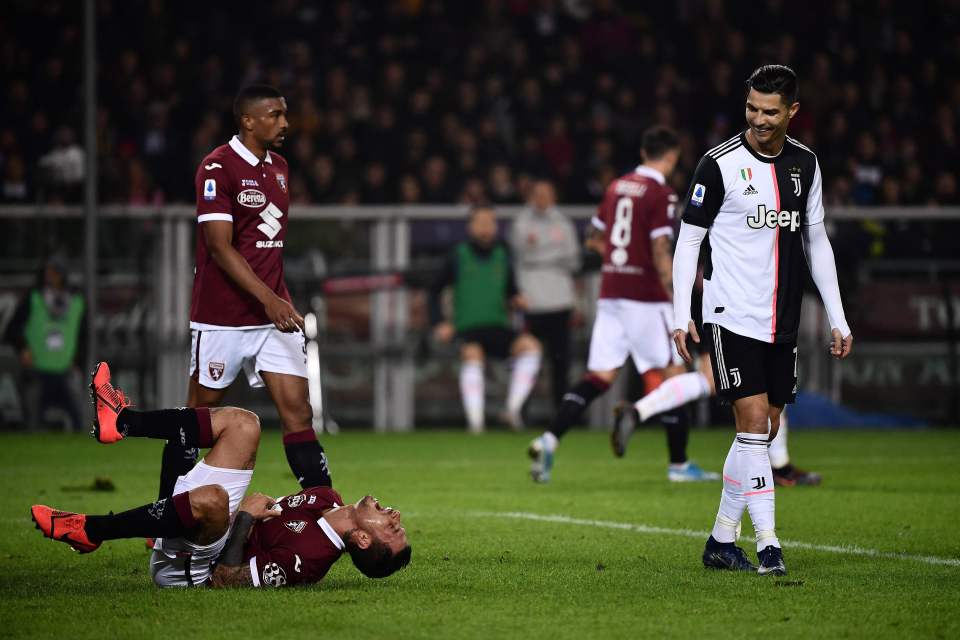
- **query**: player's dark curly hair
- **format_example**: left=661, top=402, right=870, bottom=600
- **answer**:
left=348, top=538, right=413, bottom=579
left=746, top=65, right=799, bottom=105
left=233, top=84, right=283, bottom=125
left=641, top=125, right=680, bottom=160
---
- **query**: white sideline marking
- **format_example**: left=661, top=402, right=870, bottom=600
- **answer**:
left=475, top=511, right=960, bottom=568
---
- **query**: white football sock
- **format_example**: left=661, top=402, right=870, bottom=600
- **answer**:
left=634, top=372, right=710, bottom=422
left=737, top=431, right=780, bottom=551
left=711, top=439, right=746, bottom=543
left=768, top=411, right=790, bottom=469
left=539, top=431, right=559, bottom=453
left=460, top=360, right=485, bottom=433
left=506, top=351, right=541, bottom=416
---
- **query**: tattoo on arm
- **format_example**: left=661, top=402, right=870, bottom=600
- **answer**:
left=652, top=235, right=674, bottom=301
left=208, top=511, right=255, bottom=587
left=210, top=564, right=253, bottom=589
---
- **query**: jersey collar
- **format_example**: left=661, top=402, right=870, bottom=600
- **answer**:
left=740, top=131, right=783, bottom=164
left=634, top=165, right=665, bottom=185
left=317, top=517, right=345, bottom=551
left=229, top=135, right=273, bottom=167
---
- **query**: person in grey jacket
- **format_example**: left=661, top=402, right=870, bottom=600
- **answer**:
left=510, top=180, right=581, bottom=410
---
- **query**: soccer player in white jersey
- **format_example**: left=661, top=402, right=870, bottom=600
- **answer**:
left=673, top=65, right=853, bottom=575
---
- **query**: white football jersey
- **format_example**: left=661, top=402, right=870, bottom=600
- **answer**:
left=682, top=132, right=824, bottom=344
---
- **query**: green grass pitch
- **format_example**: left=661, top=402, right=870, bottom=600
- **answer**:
left=2, top=428, right=959, bottom=639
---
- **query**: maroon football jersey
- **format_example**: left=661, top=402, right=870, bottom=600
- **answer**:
left=593, top=166, right=678, bottom=302
left=190, top=136, right=292, bottom=328
left=243, top=486, right=346, bottom=588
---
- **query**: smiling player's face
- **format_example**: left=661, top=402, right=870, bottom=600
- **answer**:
left=744, top=88, right=798, bottom=150
left=354, top=495, right=408, bottom=554
left=246, top=97, right=289, bottom=149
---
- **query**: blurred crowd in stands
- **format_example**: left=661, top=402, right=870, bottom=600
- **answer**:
left=3, top=0, right=960, bottom=209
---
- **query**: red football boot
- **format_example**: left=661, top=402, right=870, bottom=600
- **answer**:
left=90, top=361, right=132, bottom=444
left=31, top=505, right=101, bottom=554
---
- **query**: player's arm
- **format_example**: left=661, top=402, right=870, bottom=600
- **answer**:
left=505, top=247, right=527, bottom=310
left=428, top=251, right=457, bottom=342
left=801, top=161, right=852, bottom=359
left=672, top=156, right=724, bottom=362
left=203, top=221, right=303, bottom=333
left=586, top=188, right=613, bottom=255
left=651, top=235, right=673, bottom=302
left=650, top=190, right=678, bottom=301
left=209, top=493, right=278, bottom=589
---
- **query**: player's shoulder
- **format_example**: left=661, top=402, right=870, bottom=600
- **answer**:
left=607, top=171, right=648, bottom=198
left=267, top=151, right=289, bottom=169
left=784, top=136, right=819, bottom=164
left=302, top=485, right=344, bottom=507
left=703, top=133, right=744, bottom=163
left=199, top=144, right=233, bottom=168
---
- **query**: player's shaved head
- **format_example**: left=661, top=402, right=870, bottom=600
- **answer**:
left=746, top=65, right=799, bottom=106
left=233, top=84, right=283, bottom=125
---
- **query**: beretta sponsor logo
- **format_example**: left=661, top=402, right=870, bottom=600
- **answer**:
left=237, top=189, right=266, bottom=208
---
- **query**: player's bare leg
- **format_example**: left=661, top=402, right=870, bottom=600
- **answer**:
left=459, top=342, right=486, bottom=433
left=34, top=392, right=261, bottom=552
left=502, top=332, right=542, bottom=431
left=261, top=370, right=331, bottom=489
left=529, top=367, right=618, bottom=482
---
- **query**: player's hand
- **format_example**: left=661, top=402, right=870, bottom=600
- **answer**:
left=19, top=348, right=33, bottom=369
left=673, top=320, right=700, bottom=364
left=511, top=294, right=529, bottom=311
left=830, top=328, right=853, bottom=359
left=433, top=322, right=455, bottom=344
left=239, top=492, right=279, bottom=520
left=263, top=295, right=304, bottom=333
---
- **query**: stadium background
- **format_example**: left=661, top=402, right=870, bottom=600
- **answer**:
left=1, top=0, right=958, bottom=430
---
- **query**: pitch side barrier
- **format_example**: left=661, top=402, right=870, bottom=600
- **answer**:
left=0, top=205, right=957, bottom=429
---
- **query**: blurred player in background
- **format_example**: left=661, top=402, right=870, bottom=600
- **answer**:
left=527, top=126, right=718, bottom=483
left=32, top=362, right=410, bottom=587
left=510, top=180, right=581, bottom=414
left=429, top=205, right=542, bottom=432
left=159, top=85, right=329, bottom=502
left=673, top=65, right=852, bottom=576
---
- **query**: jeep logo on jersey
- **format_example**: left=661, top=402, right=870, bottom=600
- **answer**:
left=747, top=205, right=800, bottom=232
left=237, top=189, right=267, bottom=208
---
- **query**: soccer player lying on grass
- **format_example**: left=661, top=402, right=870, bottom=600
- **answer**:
left=31, top=362, right=411, bottom=588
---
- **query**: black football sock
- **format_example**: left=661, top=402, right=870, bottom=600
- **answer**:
left=84, top=492, right=199, bottom=543
left=548, top=375, right=611, bottom=440
left=118, top=407, right=215, bottom=447
left=158, top=443, right=199, bottom=500
left=283, top=430, right=332, bottom=489
left=662, top=407, right=690, bottom=465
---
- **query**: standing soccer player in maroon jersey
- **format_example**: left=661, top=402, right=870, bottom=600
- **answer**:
left=32, top=362, right=410, bottom=588
left=527, top=126, right=719, bottom=483
left=159, top=85, right=328, bottom=500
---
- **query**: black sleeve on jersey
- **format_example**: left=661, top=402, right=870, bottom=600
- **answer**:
left=428, top=249, right=458, bottom=326
left=680, top=155, right=725, bottom=228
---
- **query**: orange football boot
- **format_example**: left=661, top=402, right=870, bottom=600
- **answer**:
left=90, top=361, right=132, bottom=443
left=31, top=505, right=101, bottom=554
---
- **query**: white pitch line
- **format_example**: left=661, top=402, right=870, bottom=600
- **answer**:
left=474, top=511, right=960, bottom=568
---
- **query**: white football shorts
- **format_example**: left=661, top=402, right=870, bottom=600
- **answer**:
left=586, top=298, right=682, bottom=374
left=149, top=460, right=254, bottom=588
left=189, top=326, right=307, bottom=389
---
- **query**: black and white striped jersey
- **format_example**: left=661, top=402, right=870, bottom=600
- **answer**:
left=681, top=131, right=823, bottom=344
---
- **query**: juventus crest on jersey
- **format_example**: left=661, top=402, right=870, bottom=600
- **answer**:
left=682, top=132, right=824, bottom=344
